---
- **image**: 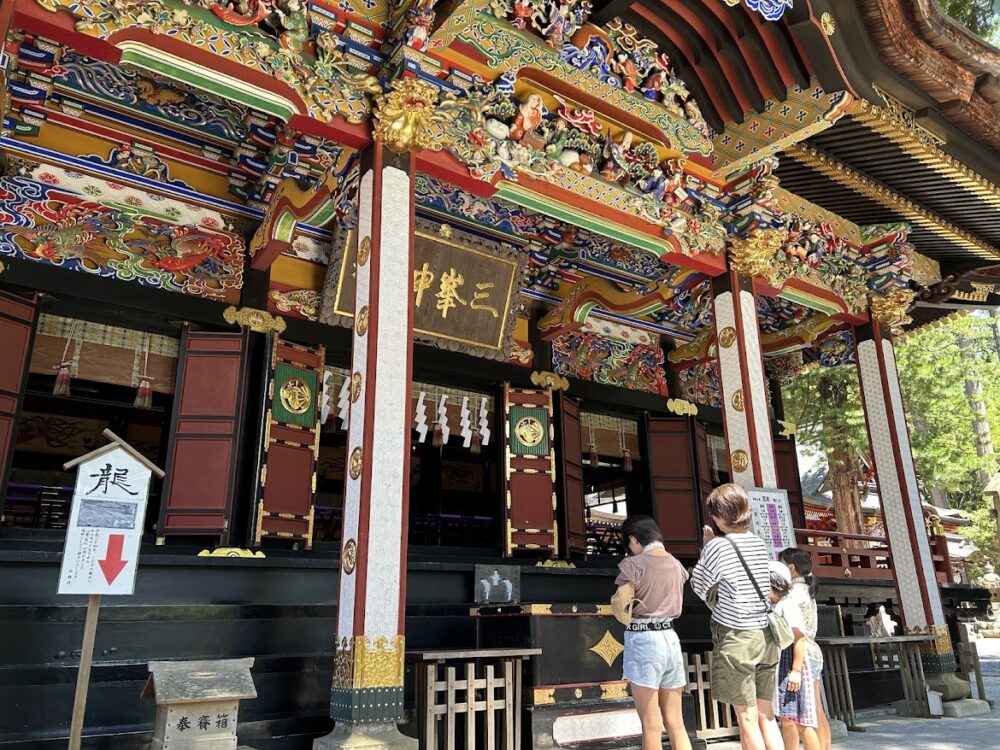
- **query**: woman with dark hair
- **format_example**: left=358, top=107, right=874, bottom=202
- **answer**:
left=778, top=548, right=829, bottom=750
left=613, top=515, right=692, bottom=750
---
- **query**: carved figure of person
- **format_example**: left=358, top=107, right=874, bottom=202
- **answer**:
left=510, top=0, right=534, bottom=29
left=613, top=53, right=639, bottom=92
left=510, top=94, right=546, bottom=150
left=542, top=3, right=573, bottom=48
left=638, top=167, right=666, bottom=201
left=641, top=67, right=666, bottom=101
left=600, top=130, right=633, bottom=185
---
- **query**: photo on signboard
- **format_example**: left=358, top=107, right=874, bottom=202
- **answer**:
left=77, top=499, right=138, bottom=530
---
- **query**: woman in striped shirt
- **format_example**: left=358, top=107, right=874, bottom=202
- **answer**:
left=691, top=484, right=782, bottom=750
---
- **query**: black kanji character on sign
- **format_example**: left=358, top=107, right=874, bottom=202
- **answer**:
left=216, top=714, right=229, bottom=729
left=177, top=716, right=191, bottom=731
left=88, top=464, right=138, bottom=495
left=198, top=715, right=210, bottom=730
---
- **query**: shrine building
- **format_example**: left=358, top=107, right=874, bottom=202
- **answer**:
left=0, top=0, right=998, bottom=747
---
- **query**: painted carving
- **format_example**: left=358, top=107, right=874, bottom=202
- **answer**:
left=0, top=176, right=243, bottom=302
left=723, top=0, right=794, bottom=21
left=552, top=331, right=667, bottom=395
left=490, top=0, right=593, bottom=48
left=35, top=0, right=384, bottom=124
left=678, top=362, right=721, bottom=409
left=538, top=274, right=677, bottom=340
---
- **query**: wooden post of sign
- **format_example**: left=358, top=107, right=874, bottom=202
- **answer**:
left=69, top=594, right=100, bottom=750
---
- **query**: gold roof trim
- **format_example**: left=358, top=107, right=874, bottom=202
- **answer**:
left=787, top=144, right=1000, bottom=260
left=852, top=99, right=1000, bottom=212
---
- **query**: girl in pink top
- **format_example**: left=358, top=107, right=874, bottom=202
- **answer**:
left=615, top=515, right=693, bottom=750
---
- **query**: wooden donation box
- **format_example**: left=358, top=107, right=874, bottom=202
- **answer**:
left=474, top=604, right=657, bottom=748
left=142, top=658, right=256, bottom=749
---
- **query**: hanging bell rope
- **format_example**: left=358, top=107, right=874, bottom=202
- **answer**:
left=51, top=320, right=79, bottom=397
left=133, top=333, right=154, bottom=409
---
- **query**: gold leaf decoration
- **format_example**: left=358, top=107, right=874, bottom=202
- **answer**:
left=530, top=370, right=570, bottom=391
left=869, top=289, right=916, bottom=332
left=223, top=306, right=287, bottom=334
left=589, top=631, right=625, bottom=668
left=372, top=78, right=460, bottom=153
left=728, top=229, right=787, bottom=287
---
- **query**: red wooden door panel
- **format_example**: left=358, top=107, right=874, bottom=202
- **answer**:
left=645, top=416, right=702, bottom=556
left=252, top=337, right=323, bottom=549
left=158, top=328, right=250, bottom=544
left=775, top=436, right=806, bottom=529
left=502, top=384, right=557, bottom=556
left=555, top=392, right=586, bottom=558
left=0, top=291, right=37, bottom=510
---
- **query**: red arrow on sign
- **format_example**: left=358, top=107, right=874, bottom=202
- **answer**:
left=98, top=534, right=128, bottom=585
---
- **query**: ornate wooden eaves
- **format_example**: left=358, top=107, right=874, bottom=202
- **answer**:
left=786, top=143, right=1000, bottom=261
left=850, top=97, right=1000, bottom=212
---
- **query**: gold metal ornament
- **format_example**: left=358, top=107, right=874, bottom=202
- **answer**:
left=356, top=305, right=369, bottom=336
left=600, top=682, right=629, bottom=700
left=350, top=371, right=362, bottom=403
left=357, top=236, right=371, bottom=267
left=589, top=631, right=625, bottom=668
left=372, top=78, right=460, bottom=153
left=820, top=12, right=836, bottom=36
left=333, top=635, right=406, bottom=690
left=279, top=377, right=312, bottom=414
left=515, top=416, right=545, bottom=447
left=731, top=389, right=745, bottom=412
left=349, top=447, right=364, bottom=480
left=731, top=450, right=750, bottom=473
left=223, top=306, right=287, bottom=334
left=342, top=538, right=357, bottom=575
left=718, top=326, right=737, bottom=349
left=530, top=370, right=569, bottom=391
left=667, top=398, right=698, bottom=416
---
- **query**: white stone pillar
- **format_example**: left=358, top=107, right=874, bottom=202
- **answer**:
left=317, top=145, right=417, bottom=748
left=712, top=270, right=777, bottom=488
left=854, top=319, right=965, bottom=699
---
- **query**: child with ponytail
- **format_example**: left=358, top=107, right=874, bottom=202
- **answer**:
left=778, top=548, right=830, bottom=750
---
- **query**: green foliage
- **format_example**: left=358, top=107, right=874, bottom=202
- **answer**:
left=782, top=364, right=868, bottom=465
left=939, top=0, right=1000, bottom=40
left=782, top=312, right=1000, bottom=569
left=894, top=314, right=994, bottom=497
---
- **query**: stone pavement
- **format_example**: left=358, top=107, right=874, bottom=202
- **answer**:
left=707, top=639, right=1000, bottom=750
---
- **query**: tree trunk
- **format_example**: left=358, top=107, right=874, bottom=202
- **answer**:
left=828, top=445, right=865, bottom=547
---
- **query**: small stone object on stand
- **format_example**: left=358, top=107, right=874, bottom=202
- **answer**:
left=142, top=658, right=256, bottom=750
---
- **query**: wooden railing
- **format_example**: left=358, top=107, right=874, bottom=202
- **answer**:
left=795, top=529, right=954, bottom=584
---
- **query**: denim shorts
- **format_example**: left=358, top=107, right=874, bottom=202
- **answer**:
left=808, top=657, right=823, bottom=680
left=623, top=627, right=687, bottom=690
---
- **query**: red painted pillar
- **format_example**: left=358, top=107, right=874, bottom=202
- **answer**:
left=317, top=144, right=417, bottom=748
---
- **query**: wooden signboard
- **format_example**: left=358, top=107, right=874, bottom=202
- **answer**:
left=158, top=329, right=251, bottom=545
left=502, top=384, right=558, bottom=556
left=747, top=487, right=795, bottom=559
left=555, top=392, right=586, bottom=558
left=251, top=336, right=323, bottom=549
left=334, top=229, right=520, bottom=353
left=0, top=290, right=37, bottom=511
left=644, top=415, right=711, bottom=556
